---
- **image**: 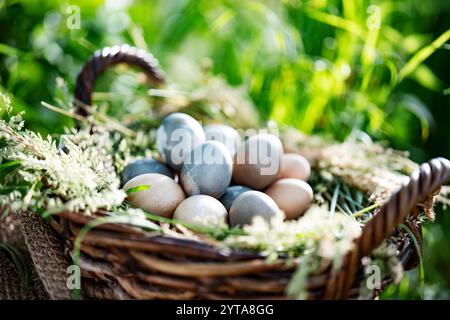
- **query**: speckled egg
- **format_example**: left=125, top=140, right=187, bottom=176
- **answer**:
left=232, top=134, right=283, bottom=190
left=123, top=173, right=185, bottom=218
left=229, top=191, right=282, bottom=227
left=265, top=178, right=313, bottom=220
left=173, top=195, right=228, bottom=227
left=156, top=113, right=205, bottom=171
left=180, top=141, right=232, bottom=198
left=277, top=153, right=311, bottom=181
left=204, top=124, right=241, bottom=156
left=121, top=159, right=174, bottom=184
left=219, top=185, right=252, bottom=211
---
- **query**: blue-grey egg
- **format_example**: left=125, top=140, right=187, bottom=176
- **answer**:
left=156, top=113, right=205, bottom=171
left=219, top=185, right=252, bottom=211
left=180, top=141, right=232, bottom=198
left=233, top=134, right=283, bottom=190
left=204, top=124, right=241, bottom=156
left=229, top=191, right=282, bottom=227
left=121, top=159, right=174, bottom=184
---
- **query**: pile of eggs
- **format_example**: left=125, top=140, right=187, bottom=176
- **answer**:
left=122, top=113, right=313, bottom=228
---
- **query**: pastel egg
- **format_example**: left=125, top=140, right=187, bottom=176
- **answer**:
left=180, top=141, right=232, bottom=198
left=156, top=113, right=205, bottom=171
left=174, top=195, right=228, bottom=227
left=204, top=124, right=241, bottom=156
left=277, top=153, right=311, bottom=181
left=265, top=178, right=313, bottom=220
left=123, top=173, right=185, bottom=218
left=121, top=159, right=174, bottom=184
left=232, top=134, right=283, bottom=190
left=219, top=185, right=252, bottom=211
left=229, top=191, right=282, bottom=227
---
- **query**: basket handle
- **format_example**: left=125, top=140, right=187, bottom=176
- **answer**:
left=74, top=44, right=165, bottom=117
left=356, top=157, right=450, bottom=258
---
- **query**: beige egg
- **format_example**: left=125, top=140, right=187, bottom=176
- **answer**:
left=233, top=134, right=283, bottom=190
left=278, top=153, right=311, bottom=181
left=265, top=178, right=313, bottom=220
left=174, top=195, right=228, bottom=228
left=123, top=173, right=185, bottom=218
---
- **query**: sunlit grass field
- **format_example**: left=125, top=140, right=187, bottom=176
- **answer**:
left=1, top=0, right=450, bottom=299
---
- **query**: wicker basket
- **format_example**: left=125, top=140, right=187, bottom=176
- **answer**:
left=3, top=45, right=450, bottom=300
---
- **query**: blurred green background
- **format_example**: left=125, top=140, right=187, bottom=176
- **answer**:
left=0, top=0, right=449, bottom=299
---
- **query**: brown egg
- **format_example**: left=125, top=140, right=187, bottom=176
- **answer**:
left=278, top=153, right=311, bottom=181
left=265, top=178, right=313, bottom=220
left=174, top=195, right=228, bottom=227
left=123, top=173, right=185, bottom=218
left=233, top=134, right=283, bottom=190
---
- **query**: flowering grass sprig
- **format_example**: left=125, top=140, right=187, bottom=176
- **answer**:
left=0, top=93, right=126, bottom=215
left=225, top=205, right=362, bottom=261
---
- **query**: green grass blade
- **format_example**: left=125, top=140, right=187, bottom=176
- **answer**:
left=125, top=184, right=150, bottom=195
left=303, top=7, right=365, bottom=38
left=399, top=223, right=424, bottom=299
left=329, top=183, right=340, bottom=218
left=122, top=201, right=245, bottom=239
left=360, top=23, right=380, bottom=91
left=411, top=65, right=444, bottom=92
left=352, top=202, right=381, bottom=217
left=399, top=28, right=450, bottom=81
left=41, top=101, right=85, bottom=121
left=0, top=43, right=23, bottom=57
left=0, top=160, right=21, bottom=171
left=398, top=94, right=434, bottom=140
left=210, top=8, right=235, bottom=32
left=342, top=184, right=363, bottom=211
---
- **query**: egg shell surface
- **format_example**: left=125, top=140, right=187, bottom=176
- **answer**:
left=229, top=190, right=282, bottom=227
left=123, top=173, right=185, bottom=218
left=232, top=134, right=283, bottom=190
left=180, top=141, right=233, bottom=198
left=265, top=178, right=313, bottom=219
left=156, top=112, right=205, bottom=171
left=174, top=195, right=228, bottom=228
